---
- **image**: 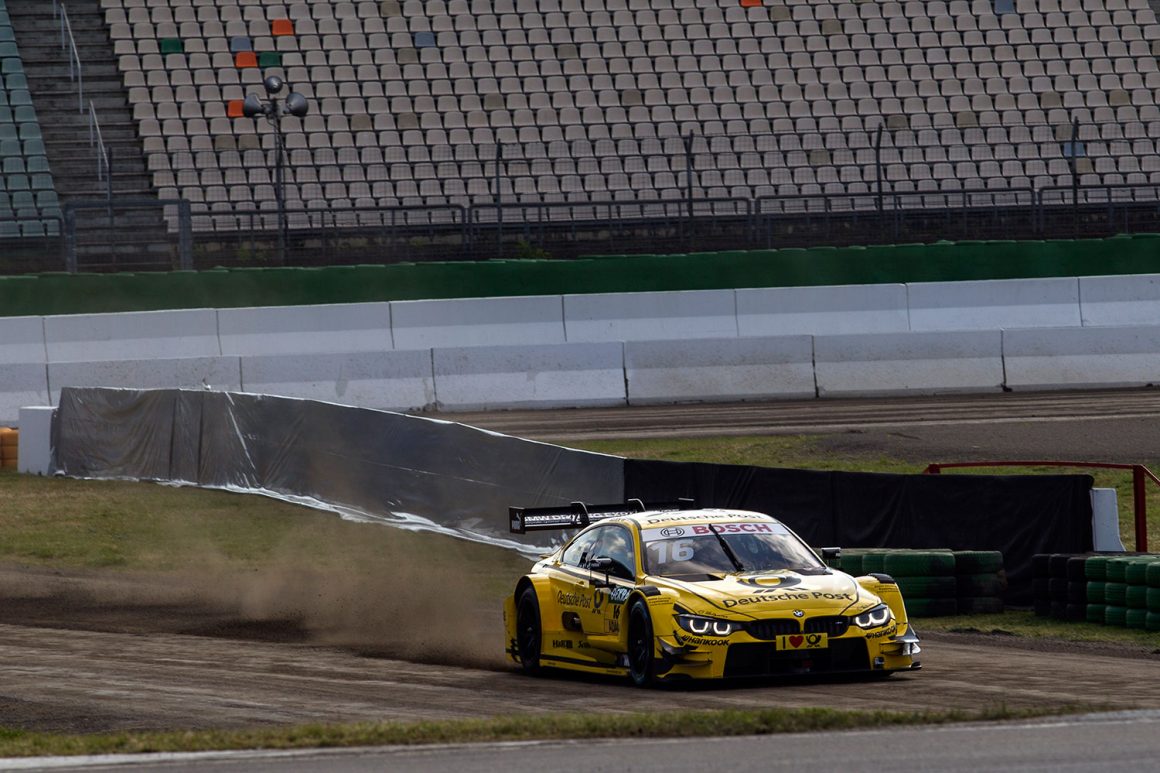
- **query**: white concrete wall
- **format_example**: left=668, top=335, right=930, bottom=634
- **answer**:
left=9, top=272, right=1160, bottom=415
left=1003, top=326, right=1160, bottom=390
left=1079, top=274, right=1160, bottom=327
left=564, top=290, right=737, bottom=342
left=908, top=278, right=1082, bottom=331
left=625, top=336, right=815, bottom=403
left=0, top=364, right=50, bottom=426
left=736, top=284, right=908, bottom=337
left=432, top=342, right=626, bottom=410
left=47, top=357, right=242, bottom=403
left=218, top=302, right=393, bottom=355
left=44, top=309, right=221, bottom=363
left=815, top=331, right=1005, bottom=396
left=239, top=351, right=435, bottom=411
left=0, top=316, right=46, bottom=363
left=391, top=296, right=565, bottom=350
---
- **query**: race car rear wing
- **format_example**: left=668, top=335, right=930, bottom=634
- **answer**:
left=509, top=498, right=696, bottom=534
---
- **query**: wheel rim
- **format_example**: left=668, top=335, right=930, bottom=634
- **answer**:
left=517, top=597, right=539, bottom=665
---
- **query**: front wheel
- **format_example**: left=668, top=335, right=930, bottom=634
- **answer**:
left=627, top=599, right=656, bottom=687
left=515, top=586, right=542, bottom=675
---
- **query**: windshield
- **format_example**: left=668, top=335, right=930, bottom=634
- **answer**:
left=641, top=520, right=826, bottom=580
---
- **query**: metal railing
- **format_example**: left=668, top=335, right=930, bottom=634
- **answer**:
left=51, top=1, right=84, bottom=113
left=88, top=101, right=111, bottom=190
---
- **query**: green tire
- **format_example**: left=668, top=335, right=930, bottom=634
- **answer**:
left=1126, top=584, right=1149, bottom=610
left=1104, top=582, right=1128, bottom=606
left=1106, top=558, right=1128, bottom=582
left=895, top=575, right=957, bottom=599
left=1085, top=556, right=1108, bottom=581
left=883, top=551, right=956, bottom=577
left=1126, top=609, right=1149, bottom=630
left=1148, top=587, right=1160, bottom=612
left=861, top=552, right=887, bottom=574
left=1147, top=612, right=1160, bottom=632
left=1147, top=562, right=1160, bottom=589
left=1125, top=561, right=1150, bottom=586
left=953, top=550, right=1003, bottom=574
left=1086, top=581, right=1106, bottom=604
left=906, top=597, right=959, bottom=618
left=1105, top=605, right=1128, bottom=627
left=1086, top=604, right=1106, bottom=624
left=840, top=551, right=866, bottom=575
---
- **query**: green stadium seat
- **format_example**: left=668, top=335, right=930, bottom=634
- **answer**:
left=160, top=38, right=184, bottom=55
left=258, top=51, right=281, bottom=68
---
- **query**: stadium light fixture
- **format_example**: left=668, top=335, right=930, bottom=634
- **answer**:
left=240, top=76, right=310, bottom=265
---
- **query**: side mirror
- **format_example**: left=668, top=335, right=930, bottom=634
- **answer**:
left=820, top=547, right=842, bottom=561
left=588, top=556, right=613, bottom=587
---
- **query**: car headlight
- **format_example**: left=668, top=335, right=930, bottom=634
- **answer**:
left=676, top=613, right=738, bottom=637
left=853, top=603, right=893, bottom=629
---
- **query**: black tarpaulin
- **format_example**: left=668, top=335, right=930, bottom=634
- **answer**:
left=625, top=459, right=1094, bottom=603
left=55, top=387, right=624, bottom=550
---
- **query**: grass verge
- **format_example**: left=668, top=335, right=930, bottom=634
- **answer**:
left=917, top=610, right=1160, bottom=650
left=0, top=704, right=1087, bottom=758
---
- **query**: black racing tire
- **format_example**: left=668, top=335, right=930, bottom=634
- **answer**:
left=515, top=585, right=543, bottom=676
left=627, top=598, right=656, bottom=687
left=1031, top=553, right=1051, bottom=579
left=1065, top=556, right=1088, bottom=581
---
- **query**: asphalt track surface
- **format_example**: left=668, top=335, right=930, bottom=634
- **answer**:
left=3, top=389, right=1160, bottom=770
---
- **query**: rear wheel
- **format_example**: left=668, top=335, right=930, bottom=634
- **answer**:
left=627, top=599, right=655, bottom=687
left=515, top=586, right=542, bottom=675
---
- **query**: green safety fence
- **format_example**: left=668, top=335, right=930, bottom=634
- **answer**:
left=2, top=233, right=1159, bottom=317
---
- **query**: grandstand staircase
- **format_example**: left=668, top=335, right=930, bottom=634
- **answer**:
left=7, top=0, right=172, bottom=270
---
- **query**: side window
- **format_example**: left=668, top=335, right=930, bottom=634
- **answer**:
left=590, top=525, right=637, bottom=581
left=561, top=529, right=600, bottom=568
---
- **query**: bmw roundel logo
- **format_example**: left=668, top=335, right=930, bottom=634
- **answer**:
left=793, top=609, right=804, bottom=618
left=659, top=527, right=686, bottom=537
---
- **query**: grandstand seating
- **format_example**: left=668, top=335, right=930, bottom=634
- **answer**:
left=0, top=0, right=59, bottom=237
left=102, top=0, right=1160, bottom=231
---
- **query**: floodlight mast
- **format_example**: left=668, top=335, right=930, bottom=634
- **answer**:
left=241, top=76, right=309, bottom=265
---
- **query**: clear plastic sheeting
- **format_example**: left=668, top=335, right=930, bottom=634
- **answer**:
left=54, top=387, right=624, bottom=551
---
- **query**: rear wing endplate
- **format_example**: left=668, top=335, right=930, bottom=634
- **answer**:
left=509, top=498, right=696, bottom=534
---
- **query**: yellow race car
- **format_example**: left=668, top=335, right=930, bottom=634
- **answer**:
left=504, top=500, right=921, bottom=685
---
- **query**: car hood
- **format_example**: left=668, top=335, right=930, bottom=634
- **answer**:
left=652, top=570, right=873, bottom=618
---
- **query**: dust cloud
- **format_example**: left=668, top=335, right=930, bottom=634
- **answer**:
left=0, top=523, right=531, bottom=672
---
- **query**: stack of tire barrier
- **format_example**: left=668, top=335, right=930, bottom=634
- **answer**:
left=0, top=428, right=16, bottom=470
left=834, top=549, right=1006, bottom=617
left=1033, top=553, right=1160, bottom=631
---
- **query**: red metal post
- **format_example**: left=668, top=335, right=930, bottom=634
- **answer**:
left=1134, top=465, right=1148, bottom=553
